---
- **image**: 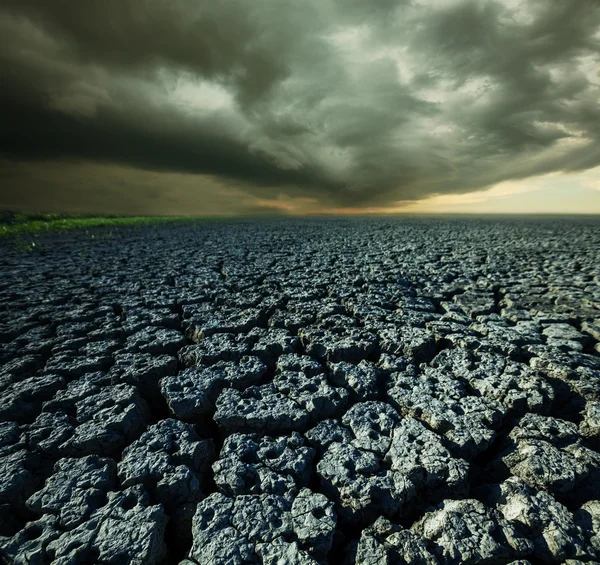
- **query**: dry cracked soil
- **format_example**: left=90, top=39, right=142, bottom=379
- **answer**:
left=1, top=217, right=599, bottom=565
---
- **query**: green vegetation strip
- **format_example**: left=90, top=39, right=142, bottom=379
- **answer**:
left=0, top=214, right=212, bottom=238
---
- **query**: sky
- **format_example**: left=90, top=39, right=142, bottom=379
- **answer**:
left=1, top=0, right=599, bottom=216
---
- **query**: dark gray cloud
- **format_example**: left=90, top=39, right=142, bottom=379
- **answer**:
left=1, top=0, right=599, bottom=212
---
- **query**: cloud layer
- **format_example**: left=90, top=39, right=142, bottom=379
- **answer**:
left=1, top=0, right=599, bottom=212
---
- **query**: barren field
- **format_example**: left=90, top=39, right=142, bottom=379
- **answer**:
left=1, top=217, right=599, bottom=564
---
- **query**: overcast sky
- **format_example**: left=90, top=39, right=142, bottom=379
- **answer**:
left=1, top=0, right=599, bottom=215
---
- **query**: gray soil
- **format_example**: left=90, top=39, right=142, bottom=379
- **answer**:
left=1, top=217, right=599, bottom=564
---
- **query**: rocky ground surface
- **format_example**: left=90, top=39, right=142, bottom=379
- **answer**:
left=1, top=217, right=599, bottom=565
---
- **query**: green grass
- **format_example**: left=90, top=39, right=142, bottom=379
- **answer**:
left=0, top=214, right=209, bottom=238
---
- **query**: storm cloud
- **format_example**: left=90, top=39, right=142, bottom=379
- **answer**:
left=1, top=0, right=599, bottom=212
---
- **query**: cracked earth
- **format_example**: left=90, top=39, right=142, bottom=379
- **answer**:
left=1, top=217, right=599, bottom=564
